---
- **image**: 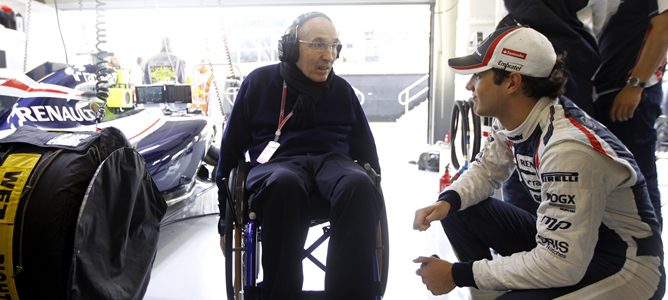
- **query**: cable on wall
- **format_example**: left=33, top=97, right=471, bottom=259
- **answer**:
left=52, top=0, right=69, bottom=65
left=94, top=0, right=112, bottom=125
left=22, top=0, right=32, bottom=73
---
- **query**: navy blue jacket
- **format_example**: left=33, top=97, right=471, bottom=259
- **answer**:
left=215, top=64, right=380, bottom=233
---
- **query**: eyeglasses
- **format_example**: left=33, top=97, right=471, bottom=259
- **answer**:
left=298, top=40, right=342, bottom=52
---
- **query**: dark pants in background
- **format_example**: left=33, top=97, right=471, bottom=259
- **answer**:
left=247, top=153, right=382, bottom=300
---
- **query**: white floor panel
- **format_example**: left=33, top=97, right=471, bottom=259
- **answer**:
left=145, top=216, right=226, bottom=300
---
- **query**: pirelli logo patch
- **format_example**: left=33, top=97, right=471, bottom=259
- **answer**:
left=0, top=153, right=42, bottom=300
left=541, top=172, right=579, bottom=183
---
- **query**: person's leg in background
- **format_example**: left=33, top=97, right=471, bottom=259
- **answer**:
left=314, top=154, right=382, bottom=300
left=247, top=158, right=312, bottom=300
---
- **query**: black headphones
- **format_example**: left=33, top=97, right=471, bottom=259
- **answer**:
left=278, top=11, right=342, bottom=63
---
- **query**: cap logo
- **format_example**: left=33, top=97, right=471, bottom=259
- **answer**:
left=501, top=48, right=527, bottom=60
left=497, top=60, right=523, bottom=72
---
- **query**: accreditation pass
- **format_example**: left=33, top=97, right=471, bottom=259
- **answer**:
left=257, top=141, right=280, bottom=164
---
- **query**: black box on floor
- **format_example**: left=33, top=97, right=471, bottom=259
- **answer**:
left=164, top=84, right=192, bottom=104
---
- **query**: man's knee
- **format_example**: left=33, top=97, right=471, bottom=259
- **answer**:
left=440, top=199, right=498, bottom=236
left=341, top=171, right=376, bottom=191
left=328, top=172, right=381, bottom=225
left=441, top=207, right=464, bottom=235
left=254, top=169, right=310, bottom=218
left=441, top=201, right=482, bottom=229
left=338, top=173, right=380, bottom=209
left=264, top=169, right=307, bottom=193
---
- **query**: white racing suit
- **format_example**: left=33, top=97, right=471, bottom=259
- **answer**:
left=440, top=97, right=663, bottom=299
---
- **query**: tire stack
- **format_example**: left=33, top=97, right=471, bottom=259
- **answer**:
left=0, top=126, right=166, bottom=300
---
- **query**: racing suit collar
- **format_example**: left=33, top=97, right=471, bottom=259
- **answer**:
left=499, top=97, right=556, bottom=143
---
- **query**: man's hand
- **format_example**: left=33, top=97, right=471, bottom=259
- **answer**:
left=220, top=235, right=226, bottom=257
left=610, top=85, right=643, bottom=122
left=413, top=201, right=451, bottom=231
left=414, top=256, right=456, bottom=295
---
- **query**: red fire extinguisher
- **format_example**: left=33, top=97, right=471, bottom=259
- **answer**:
left=439, top=163, right=452, bottom=192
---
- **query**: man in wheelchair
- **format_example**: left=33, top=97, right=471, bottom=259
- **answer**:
left=215, top=11, right=383, bottom=300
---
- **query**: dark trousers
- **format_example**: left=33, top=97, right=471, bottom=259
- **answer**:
left=247, top=153, right=382, bottom=300
left=440, top=198, right=660, bottom=299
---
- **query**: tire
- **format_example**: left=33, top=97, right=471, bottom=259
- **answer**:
left=377, top=203, right=390, bottom=296
left=224, top=202, right=235, bottom=300
left=225, top=162, right=250, bottom=300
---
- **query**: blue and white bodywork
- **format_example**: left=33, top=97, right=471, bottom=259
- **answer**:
left=0, top=65, right=218, bottom=206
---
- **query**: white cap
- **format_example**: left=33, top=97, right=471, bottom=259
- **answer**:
left=448, top=26, right=557, bottom=78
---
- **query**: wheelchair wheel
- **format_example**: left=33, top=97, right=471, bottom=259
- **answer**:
left=225, top=162, right=254, bottom=300
left=225, top=205, right=246, bottom=300
left=224, top=206, right=234, bottom=298
left=356, top=162, right=389, bottom=297
left=376, top=202, right=390, bottom=297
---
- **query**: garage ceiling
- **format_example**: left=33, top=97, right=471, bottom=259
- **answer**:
left=38, top=0, right=434, bottom=10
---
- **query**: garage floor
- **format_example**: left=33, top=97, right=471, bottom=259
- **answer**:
left=144, top=104, right=668, bottom=300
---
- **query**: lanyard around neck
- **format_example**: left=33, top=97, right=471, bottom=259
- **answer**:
left=275, top=80, right=294, bottom=142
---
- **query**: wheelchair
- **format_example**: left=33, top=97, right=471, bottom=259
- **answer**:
left=222, top=160, right=389, bottom=300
